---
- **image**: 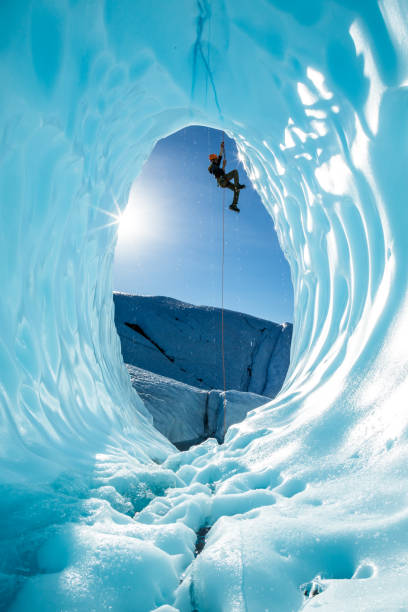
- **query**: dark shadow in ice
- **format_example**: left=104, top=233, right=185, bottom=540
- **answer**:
left=301, top=575, right=326, bottom=599
left=194, top=525, right=211, bottom=557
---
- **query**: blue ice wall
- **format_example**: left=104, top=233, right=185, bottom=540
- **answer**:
left=1, top=1, right=408, bottom=609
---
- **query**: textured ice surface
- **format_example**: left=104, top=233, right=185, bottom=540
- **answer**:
left=114, top=293, right=292, bottom=396
left=127, top=364, right=267, bottom=445
left=2, top=0, right=408, bottom=610
left=115, top=293, right=290, bottom=445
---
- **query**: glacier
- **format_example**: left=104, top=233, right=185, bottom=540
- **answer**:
left=114, top=294, right=292, bottom=396
left=127, top=364, right=268, bottom=448
left=114, top=293, right=291, bottom=445
left=1, top=0, right=408, bottom=610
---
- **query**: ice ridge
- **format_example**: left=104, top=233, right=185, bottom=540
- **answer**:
left=113, top=293, right=292, bottom=396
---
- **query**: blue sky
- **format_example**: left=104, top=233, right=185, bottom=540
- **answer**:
left=113, top=126, right=293, bottom=323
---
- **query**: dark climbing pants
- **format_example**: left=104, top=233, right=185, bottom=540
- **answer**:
left=218, top=169, right=240, bottom=205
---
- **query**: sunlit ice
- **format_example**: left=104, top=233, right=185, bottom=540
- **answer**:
left=3, top=0, right=408, bottom=609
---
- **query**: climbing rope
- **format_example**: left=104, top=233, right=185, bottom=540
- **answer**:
left=221, top=133, right=227, bottom=440
left=208, top=128, right=228, bottom=440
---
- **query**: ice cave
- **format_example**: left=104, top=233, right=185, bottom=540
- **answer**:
left=1, top=1, right=408, bottom=610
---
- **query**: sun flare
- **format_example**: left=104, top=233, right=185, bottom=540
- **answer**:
left=116, top=185, right=159, bottom=249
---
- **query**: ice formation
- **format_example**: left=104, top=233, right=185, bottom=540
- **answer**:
left=1, top=1, right=408, bottom=610
left=114, top=294, right=291, bottom=446
left=127, top=364, right=267, bottom=447
left=114, top=293, right=291, bottom=389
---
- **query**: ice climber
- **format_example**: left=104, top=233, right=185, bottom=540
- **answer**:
left=208, top=141, right=245, bottom=212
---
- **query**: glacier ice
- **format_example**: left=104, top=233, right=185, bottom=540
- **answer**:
left=114, top=293, right=291, bottom=445
left=114, top=293, right=292, bottom=396
left=1, top=0, right=408, bottom=610
left=127, top=364, right=269, bottom=446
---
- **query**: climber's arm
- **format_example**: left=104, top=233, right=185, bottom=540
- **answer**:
left=219, top=140, right=224, bottom=157
left=220, top=141, right=226, bottom=169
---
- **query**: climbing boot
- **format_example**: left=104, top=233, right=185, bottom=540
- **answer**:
left=229, top=203, right=240, bottom=213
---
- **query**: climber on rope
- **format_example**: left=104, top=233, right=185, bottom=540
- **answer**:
left=208, top=141, right=245, bottom=212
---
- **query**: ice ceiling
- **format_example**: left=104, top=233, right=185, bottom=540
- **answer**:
left=1, top=1, right=408, bottom=610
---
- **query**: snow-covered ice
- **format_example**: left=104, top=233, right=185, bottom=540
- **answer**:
left=1, top=1, right=408, bottom=610
left=115, top=294, right=290, bottom=446
left=127, top=364, right=268, bottom=446
left=114, top=293, right=292, bottom=396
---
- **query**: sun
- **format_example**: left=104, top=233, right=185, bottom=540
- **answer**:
left=116, top=185, right=159, bottom=249
left=117, top=201, right=149, bottom=242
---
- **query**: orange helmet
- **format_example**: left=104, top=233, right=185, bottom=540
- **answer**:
left=209, top=153, right=218, bottom=160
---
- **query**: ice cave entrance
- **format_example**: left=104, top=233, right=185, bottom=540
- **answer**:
left=112, top=126, right=294, bottom=449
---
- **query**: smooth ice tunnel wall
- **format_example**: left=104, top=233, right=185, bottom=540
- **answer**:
left=1, top=1, right=408, bottom=475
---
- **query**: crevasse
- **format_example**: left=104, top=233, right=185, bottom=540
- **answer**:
left=1, top=1, right=408, bottom=610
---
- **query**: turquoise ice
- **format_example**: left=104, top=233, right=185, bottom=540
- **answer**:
left=1, top=1, right=408, bottom=610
